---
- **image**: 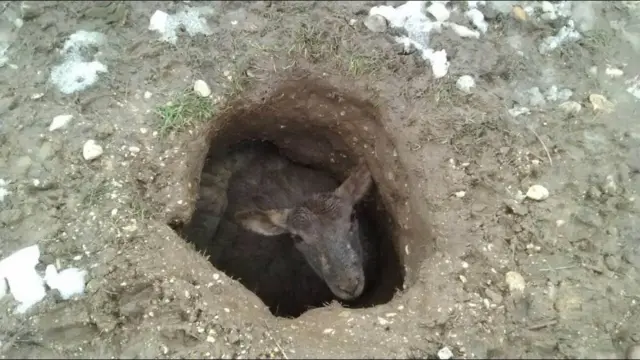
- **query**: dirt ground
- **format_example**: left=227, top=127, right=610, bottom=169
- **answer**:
left=1, top=0, right=640, bottom=358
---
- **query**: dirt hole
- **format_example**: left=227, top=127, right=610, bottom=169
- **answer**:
left=177, top=75, right=433, bottom=318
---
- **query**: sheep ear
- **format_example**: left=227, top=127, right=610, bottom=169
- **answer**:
left=234, top=209, right=291, bottom=236
left=335, top=162, right=373, bottom=203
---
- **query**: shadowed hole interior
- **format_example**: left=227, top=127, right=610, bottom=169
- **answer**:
left=175, top=76, right=432, bottom=318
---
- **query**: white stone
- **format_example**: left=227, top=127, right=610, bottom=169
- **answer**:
left=505, top=271, right=526, bottom=293
left=83, top=140, right=104, bottom=161
left=194, top=79, right=211, bottom=97
left=49, top=114, right=73, bottom=131
left=456, top=75, right=476, bottom=93
left=144, top=91, right=153, bottom=99
left=526, top=184, right=549, bottom=201
left=437, top=346, right=454, bottom=360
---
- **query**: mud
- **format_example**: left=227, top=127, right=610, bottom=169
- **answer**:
left=0, top=1, right=639, bottom=359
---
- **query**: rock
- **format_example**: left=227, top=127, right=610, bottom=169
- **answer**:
left=49, top=114, right=73, bottom=131
left=512, top=6, right=527, bottom=21
left=193, top=79, right=211, bottom=97
left=437, top=346, right=454, bottom=360
left=603, top=254, right=620, bottom=271
left=82, top=140, right=104, bottom=161
left=558, top=101, right=581, bottom=115
left=526, top=184, right=549, bottom=201
left=456, top=75, right=475, bottom=93
left=589, top=94, right=614, bottom=113
left=505, top=271, right=525, bottom=293
left=627, top=344, right=640, bottom=359
left=364, top=14, right=387, bottom=33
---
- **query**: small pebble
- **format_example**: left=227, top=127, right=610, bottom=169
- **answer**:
left=437, top=346, right=454, bottom=360
left=82, top=140, right=104, bottom=161
left=49, top=114, right=73, bottom=131
left=363, top=14, right=387, bottom=33
left=505, top=271, right=525, bottom=293
left=144, top=91, right=153, bottom=99
left=456, top=75, right=475, bottom=93
left=194, top=79, right=211, bottom=97
left=526, top=184, right=549, bottom=201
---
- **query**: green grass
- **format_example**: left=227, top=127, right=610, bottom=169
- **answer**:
left=155, top=90, right=216, bottom=134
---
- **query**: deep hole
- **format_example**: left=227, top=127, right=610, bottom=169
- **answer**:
left=181, top=138, right=403, bottom=318
left=175, top=76, right=433, bottom=318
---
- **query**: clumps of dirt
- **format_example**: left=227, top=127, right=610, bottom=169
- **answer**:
left=176, top=73, right=434, bottom=317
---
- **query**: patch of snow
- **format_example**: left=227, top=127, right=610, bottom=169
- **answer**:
left=626, top=76, right=640, bottom=100
left=465, top=8, right=488, bottom=33
left=467, top=1, right=486, bottom=9
left=0, top=179, right=9, bottom=202
left=0, top=245, right=46, bottom=314
left=0, top=245, right=89, bottom=314
left=149, top=7, right=215, bottom=44
left=456, top=75, right=475, bottom=93
left=370, top=2, right=450, bottom=78
left=44, top=265, right=88, bottom=300
left=50, top=30, right=108, bottom=94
